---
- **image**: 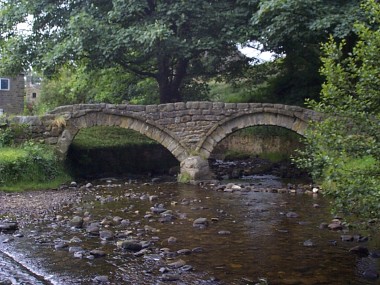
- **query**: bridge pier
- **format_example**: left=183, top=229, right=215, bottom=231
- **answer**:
left=178, top=156, right=214, bottom=183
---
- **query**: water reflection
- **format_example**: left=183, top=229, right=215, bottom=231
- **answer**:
left=1, top=177, right=379, bottom=284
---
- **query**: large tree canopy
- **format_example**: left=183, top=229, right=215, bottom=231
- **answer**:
left=0, top=0, right=252, bottom=103
left=246, top=0, right=363, bottom=104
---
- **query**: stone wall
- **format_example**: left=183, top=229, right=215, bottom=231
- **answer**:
left=211, top=132, right=304, bottom=160
left=0, top=75, right=25, bottom=115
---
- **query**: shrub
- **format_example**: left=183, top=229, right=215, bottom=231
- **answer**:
left=0, top=141, right=69, bottom=189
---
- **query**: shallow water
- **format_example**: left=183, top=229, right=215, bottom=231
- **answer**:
left=1, top=176, right=380, bottom=285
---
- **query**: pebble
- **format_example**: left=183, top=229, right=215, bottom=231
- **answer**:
left=93, top=275, right=109, bottom=283
left=193, top=217, right=209, bottom=228
left=90, top=249, right=106, bottom=258
left=70, top=216, right=83, bottom=228
left=99, top=230, right=114, bottom=241
left=218, top=230, right=231, bottom=235
left=328, top=222, right=343, bottom=231
left=54, top=241, right=68, bottom=250
left=341, top=235, right=354, bottom=242
left=167, top=259, right=186, bottom=268
left=161, top=273, right=180, bottom=281
left=116, top=240, right=142, bottom=251
left=177, top=248, right=191, bottom=255
left=286, top=212, right=299, bottom=218
left=303, top=239, right=314, bottom=247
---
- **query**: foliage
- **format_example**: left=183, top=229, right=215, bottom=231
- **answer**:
left=0, top=142, right=69, bottom=189
left=71, top=126, right=158, bottom=150
left=295, top=0, right=380, bottom=219
left=247, top=0, right=363, bottom=103
left=0, top=127, right=14, bottom=147
left=1, top=0, right=252, bottom=103
left=0, top=122, right=31, bottom=146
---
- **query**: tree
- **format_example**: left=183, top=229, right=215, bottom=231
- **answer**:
left=247, top=0, right=363, bottom=104
left=34, top=64, right=160, bottom=114
left=296, top=0, right=380, bottom=220
left=0, top=0, right=252, bottom=103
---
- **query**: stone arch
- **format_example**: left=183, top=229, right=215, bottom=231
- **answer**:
left=56, top=111, right=190, bottom=162
left=196, top=111, right=309, bottom=159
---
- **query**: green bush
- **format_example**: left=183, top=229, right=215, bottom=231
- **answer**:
left=295, top=0, right=380, bottom=220
left=0, top=142, right=69, bottom=190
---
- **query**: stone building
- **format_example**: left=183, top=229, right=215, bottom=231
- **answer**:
left=0, top=75, right=25, bottom=115
left=25, top=74, right=41, bottom=111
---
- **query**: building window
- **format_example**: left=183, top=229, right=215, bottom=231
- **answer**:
left=0, top=78, right=10, bottom=91
left=32, top=92, right=37, bottom=98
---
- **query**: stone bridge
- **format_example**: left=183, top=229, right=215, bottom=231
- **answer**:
left=11, top=102, right=321, bottom=182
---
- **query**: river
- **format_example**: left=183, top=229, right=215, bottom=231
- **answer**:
left=0, top=175, right=379, bottom=284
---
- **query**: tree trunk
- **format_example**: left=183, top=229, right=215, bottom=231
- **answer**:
left=157, top=56, right=188, bottom=103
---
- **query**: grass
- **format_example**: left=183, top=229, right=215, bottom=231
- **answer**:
left=0, top=175, right=71, bottom=192
left=72, top=126, right=158, bottom=149
left=0, top=147, right=29, bottom=161
left=0, top=143, right=71, bottom=192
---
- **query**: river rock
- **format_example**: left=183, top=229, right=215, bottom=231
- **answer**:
left=363, top=269, right=379, bottom=280
left=69, top=246, right=84, bottom=253
left=93, top=275, right=109, bottom=283
left=181, top=265, right=193, bottom=272
left=69, top=236, right=82, bottom=243
left=193, top=217, right=208, bottom=228
left=231, top=184, right=242, bottom=191
left=286, top=212, right=299, bottom=218
left=149, top=195, right=159, bottom=202
left=161, top=273, right=180, bottom=282
left=192, top=247, right=204, bottom=253
left=218, top=230, right=231, bottom=235
left=133, top=248, right=148, bottom=257
left=167, top=236, right=177, bottom=244
left=86, top=223, right=100, bottom=235
left=70, top=216, right=84, bottom=228
left=341, top=235, right=354, bottom=242
left=151, top=207, right=167, bottom=214
left=349, top=245, right=369, bottom=257
left=99, top=230, right=114, bottom=241
left=0, top=222, right=18, bottom=233
left=112, top=216, right=123, bottom=225
left=177, top=249, right=191, bottom=255
left=54, top=241, right=68, bottom=250
left=303, top=239, right=314, bottom=247
left=328, top=222, right=343, bottom=231
left=168, top=259, right=186, bottom=268
left=90, top=249, right=106, bottom=258
left=319, top=222, right=329, bottom=229
left=117, top=239, right=142, bottom=252
left=370, top=251, right=380, bottom=258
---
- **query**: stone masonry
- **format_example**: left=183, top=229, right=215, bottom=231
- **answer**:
left=9, top=102, right=321, bottom=182
left=0, top=75, right=25, bottom=114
